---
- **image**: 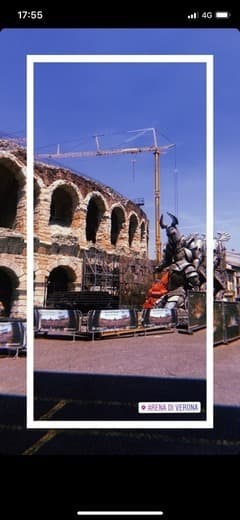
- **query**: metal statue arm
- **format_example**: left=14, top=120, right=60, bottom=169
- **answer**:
left=154, top=244, right=173, bottom=273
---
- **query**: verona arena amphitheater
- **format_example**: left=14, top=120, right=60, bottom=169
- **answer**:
left=0, top=141, right=154, bottom=319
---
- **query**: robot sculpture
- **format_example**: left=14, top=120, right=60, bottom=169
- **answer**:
left=143, top=213, right=230, bottom=311
left=152, top=213, right=205, bottom=310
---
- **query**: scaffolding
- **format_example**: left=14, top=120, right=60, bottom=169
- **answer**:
left=82, top=248, right=120, bottom=294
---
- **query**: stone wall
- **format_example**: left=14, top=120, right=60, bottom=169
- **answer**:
left=33, top=162, right=148, bottom=257
left=119, top=256, right=155, bottom=307
left=0, top=150, right=26, bottom=318
left=0, top=144, right=150, bottom=318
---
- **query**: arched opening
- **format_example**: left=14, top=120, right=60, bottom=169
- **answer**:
left=0, top=162, right=20, bottom=228
left=0, top=267, right=19, bottom=316
left=49, top=185, right=77, bottom=227
left=86, top=195, right=106, bottom=243
left=128, top=214, right=138, bottom=247
left=34, top=179, right=40, bottom=209
left=47, top=266, right=76, bottom=298
left=140, top=222, right=146, bottom=241
left=111, top=207, right=125, bottom=245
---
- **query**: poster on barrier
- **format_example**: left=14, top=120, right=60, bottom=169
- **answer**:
left=0, top=321, right=24, bottom=348
left=214, top=302, right=225, bottom=345
left=141, top=308, right=175, bottom=328
left=36, top=309, right=80, bottom=332
left=88, top=309, right=138, bottom=332
left=188, top=292, right=206, bottom=330
left=224, top=302, right=240, bottom=342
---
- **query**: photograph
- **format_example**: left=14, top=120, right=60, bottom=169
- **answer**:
left=0, top=322, right=15, bottom=345
left=142, top=308, right=174, bottom=327
left=97, top=309, right=135, bottom=330
left=0, top=17, right=239, bottom=455
left=37, top=308, right=74, bottom=330
left=30, top=55, right=208, bottom=426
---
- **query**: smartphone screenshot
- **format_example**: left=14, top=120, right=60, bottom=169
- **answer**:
left=0, top=8, right=239, bottom=515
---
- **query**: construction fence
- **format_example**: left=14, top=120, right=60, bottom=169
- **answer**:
left=2, top=296, right=240, bottom=351
left=179, top=292, right=240, bottom=345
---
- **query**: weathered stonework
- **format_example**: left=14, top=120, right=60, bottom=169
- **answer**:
left=0, top=149, right=26, bottom=318
left=0, top=142, right=152, bottom=318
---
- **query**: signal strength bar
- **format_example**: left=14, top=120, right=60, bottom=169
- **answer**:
left=187, top=12, right=199, bottom=19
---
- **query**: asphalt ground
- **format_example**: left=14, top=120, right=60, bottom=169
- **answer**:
left=0, top=329, right=240, bottom=454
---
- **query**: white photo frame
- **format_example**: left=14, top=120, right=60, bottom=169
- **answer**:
left=27, top=54, right=214, bottom=429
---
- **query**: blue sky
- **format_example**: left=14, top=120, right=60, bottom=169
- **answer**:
left=1, top=28, right=239, bottom=258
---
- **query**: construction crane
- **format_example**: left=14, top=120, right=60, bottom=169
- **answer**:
left=36, top=128, right=175, bottom=263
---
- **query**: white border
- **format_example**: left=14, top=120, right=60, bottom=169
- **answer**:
left=27, top=54, right=214, bottom=429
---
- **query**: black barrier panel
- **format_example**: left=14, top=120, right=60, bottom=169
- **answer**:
left=88, top=309, right=138, bottom=332
left=36, top=309, right=81, bottom=332
left=142, top=308, right=176, bottom=328
left=0, top=321, right=24, bottom=348
left=34, top=308, right=38, bottom=331
left=224, top=302, right=240, bottom=342
left=188, top=291, right=206, bottom=330
left=214, top=302, right=225, bottom=345
left=22, top=321, right=27, bottom=350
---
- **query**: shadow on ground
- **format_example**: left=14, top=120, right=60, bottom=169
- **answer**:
left=34, top=371, right=206, bottom=421
left=0, top=370, right=239, bottom=454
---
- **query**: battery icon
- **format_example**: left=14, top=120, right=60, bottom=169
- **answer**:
left=215, top=11, right=230, bottom=18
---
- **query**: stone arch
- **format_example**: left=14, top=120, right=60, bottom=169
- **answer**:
left=34, top=173, right=45, bottom=190
left=34, top=178, right=41, bottom=210
left=48, top=181, right=81, bottom=227
left=0, top=156, right=25, bottom=231
left=84, top=190, right=109, bottom=211
left=110, top=205, right=126, bottom=246
left=128, top=212, right=139, bottom=248
left=48, top=179, right=82, bottom=201
left=140, top=220, right=146, bottom=241
left=0, top=266, right=19, bottom=316
left=34, top=176, right=47, bottom=238
left=46, top=265, right=77, bottom=298
left=86, top=193, right=108, bottom=244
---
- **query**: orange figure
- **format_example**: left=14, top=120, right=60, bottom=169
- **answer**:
left=143, top=270, right=169, bottom=309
